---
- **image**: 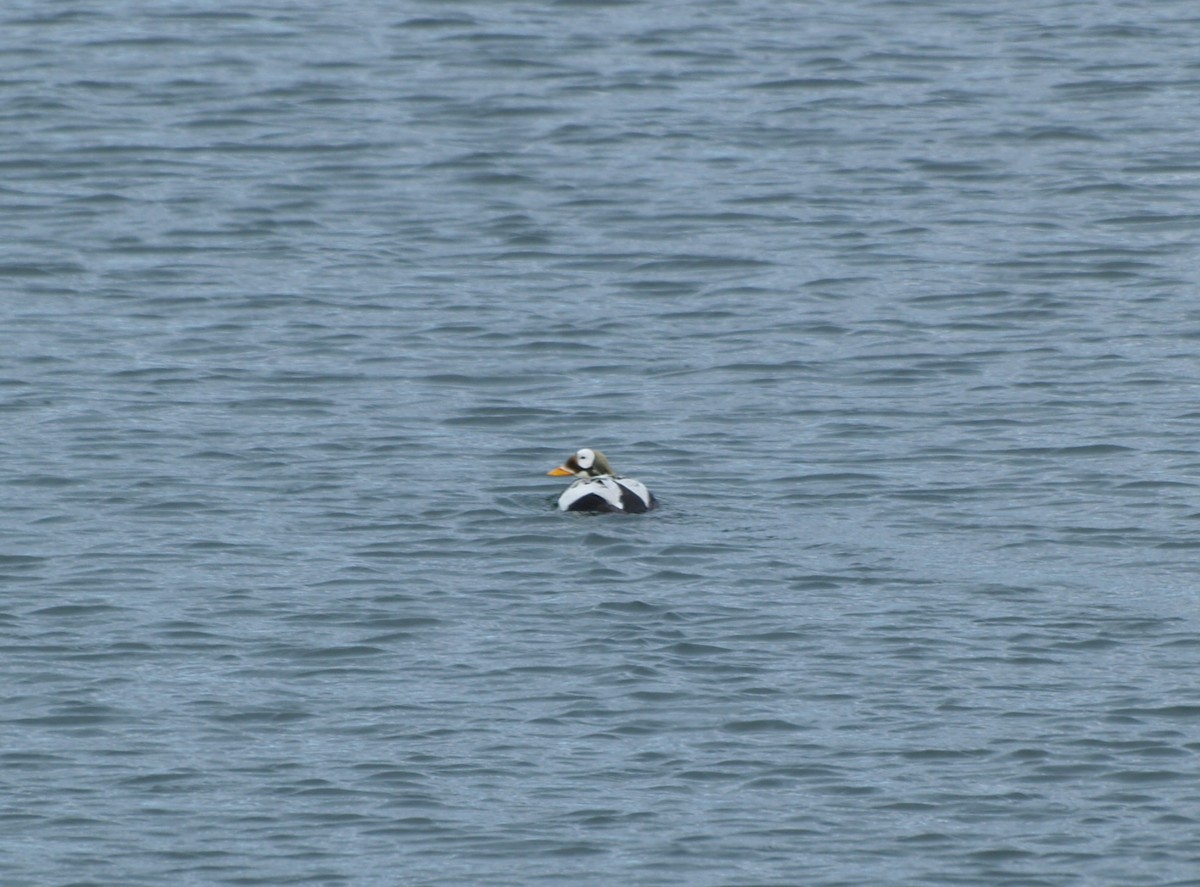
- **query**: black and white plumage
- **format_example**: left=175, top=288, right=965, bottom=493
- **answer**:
left=547, top=448, right=655, bottom=513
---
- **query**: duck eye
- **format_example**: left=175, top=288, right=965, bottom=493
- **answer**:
left=576, top=449, right=595, bottom=469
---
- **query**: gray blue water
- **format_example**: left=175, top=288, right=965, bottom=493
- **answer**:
left=3, top=1, right=1200, bottom=884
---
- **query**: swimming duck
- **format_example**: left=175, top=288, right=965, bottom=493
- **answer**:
left=547, top=448, right=655, bottom=513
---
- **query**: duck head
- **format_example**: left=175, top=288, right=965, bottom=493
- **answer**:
left=547, top=448, right=616, bottom=478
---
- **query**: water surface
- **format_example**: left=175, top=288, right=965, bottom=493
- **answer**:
left=3, top=1, right=1200, bottom=885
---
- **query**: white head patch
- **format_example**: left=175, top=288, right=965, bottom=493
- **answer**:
left=575, top=448, right=595, bottom=470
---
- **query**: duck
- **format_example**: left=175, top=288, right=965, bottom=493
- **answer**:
left=547, top=448, right=655, bottom=513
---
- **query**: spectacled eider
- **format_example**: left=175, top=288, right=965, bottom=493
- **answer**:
left=547, top=448, right=655, bottom=514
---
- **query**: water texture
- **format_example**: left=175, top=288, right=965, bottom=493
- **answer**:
left=2, top=1, right=1200, bottom=884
